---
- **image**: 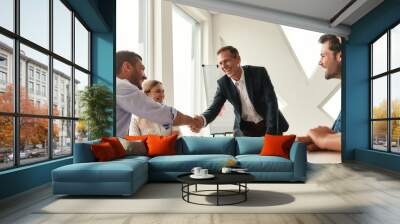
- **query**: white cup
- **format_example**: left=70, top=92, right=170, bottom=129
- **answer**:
left=191, top=167, right=202, bottom=176
left=221, top=167, right=232, bottom=174
left=200, top=169, right=208, bottom=176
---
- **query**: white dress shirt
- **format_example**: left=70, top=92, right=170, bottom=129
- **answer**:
left=116, top=78, right=177, bottom=137
left=201, top=69, right=263, bottom=127
left=231, top=69, right=263, bottom=123
left=129, top=115, right=180, bottom=136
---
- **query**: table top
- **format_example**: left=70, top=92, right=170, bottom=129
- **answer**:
left=177, top=172, right=255, bottom=185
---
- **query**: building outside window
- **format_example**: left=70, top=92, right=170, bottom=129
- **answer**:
left=41, top=73, right=46, bottom=83
left=371, top=23, right=400, bottom=154
left=0, top=0, right=91, bottom=170
left=28, top=67, right=34, bottom=80
left=36, top=83, right=40, bottom=95
left=41, top=85, right=46, bottom=97
left=28, top=81, right=34, bottom=94
left=0, top=71, right=6, bottom=84
left=0, top=54, right=7, bottom=88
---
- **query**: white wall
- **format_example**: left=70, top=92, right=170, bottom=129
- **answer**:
left=212, top=14, right=341, bottom=135
left=149, top=1, right=214, bottom=135
left=149, top=1, right=341, bottom=135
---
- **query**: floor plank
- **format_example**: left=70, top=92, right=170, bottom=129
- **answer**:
left=1, top=162, right=400, bottom=224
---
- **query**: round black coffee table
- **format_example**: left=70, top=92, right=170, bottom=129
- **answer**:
left=177, top=173, right=255, bottom=206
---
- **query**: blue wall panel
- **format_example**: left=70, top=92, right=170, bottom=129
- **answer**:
left=343, top=44, right=370, bottom=160
left=0, top=158, right=72, bottom=199
left=92, top=32, right=115, bottom=136
left=92, top=33, right=114, bottom=87
left=345, top=0, right=400, bottom=171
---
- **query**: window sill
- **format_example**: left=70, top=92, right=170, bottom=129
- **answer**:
left=0, top=156, right=72, bottom=175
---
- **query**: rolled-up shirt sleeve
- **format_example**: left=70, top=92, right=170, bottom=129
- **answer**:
left=117, top=79, right=177, bottom=128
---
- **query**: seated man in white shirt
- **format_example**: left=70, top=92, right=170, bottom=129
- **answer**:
left=116, top=51, right=195, bottom=137
left=129, top=80, right=180, bottom=136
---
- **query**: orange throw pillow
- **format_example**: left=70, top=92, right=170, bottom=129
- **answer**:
left=101, top=137, right=127, bottom=158
left=260, top=134, right=296, bottom=159
left=146, top=134, right=178, bottom=157
left=91, top=142, right=117, bottom=161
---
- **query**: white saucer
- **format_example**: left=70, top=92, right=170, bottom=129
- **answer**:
left=190, top=174, right=215, bottom=179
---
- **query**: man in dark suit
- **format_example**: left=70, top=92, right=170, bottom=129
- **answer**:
left=191, top=46, right=289, bottom=136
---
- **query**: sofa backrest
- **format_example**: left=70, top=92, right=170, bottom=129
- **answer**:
left=235, top=137, right=263, bottom=155
left=73, top=136, right=264, bottom=161
left=176, top=136, right=236, bottom=155
left=73, top=139, right=100, bottom=163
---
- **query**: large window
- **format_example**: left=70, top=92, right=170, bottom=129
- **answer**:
left=371, top=23, right=400, bottom=153
left=116, top=0, right=148, bottom=66
left=0, top=0, right=91, bottom=170
left=172, top=5, right=201, bottom=135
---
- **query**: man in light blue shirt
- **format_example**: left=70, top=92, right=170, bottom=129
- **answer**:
left=297, top=34, right=342, bottom=152
left=116, top=51, right=196, bottom=137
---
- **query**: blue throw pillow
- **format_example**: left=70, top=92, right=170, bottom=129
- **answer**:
left=73, top=139, right=100, bottom=163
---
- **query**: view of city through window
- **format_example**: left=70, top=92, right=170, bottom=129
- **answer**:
left=371, top=23, right=400, bottom=153
left=0, top=0, right=91, bottom=170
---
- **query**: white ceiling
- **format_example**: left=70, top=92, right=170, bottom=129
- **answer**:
left=170, top=0, right=384, bottom=37
left=225, top=0, right=353, bottom=23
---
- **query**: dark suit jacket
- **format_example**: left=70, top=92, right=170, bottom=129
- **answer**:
left=202, top=65, right=289, bottom=135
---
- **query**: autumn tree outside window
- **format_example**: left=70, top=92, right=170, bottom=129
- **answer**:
left=370, top=23, right=400, bottom=154
left=0, top=0, right=91, bottom=170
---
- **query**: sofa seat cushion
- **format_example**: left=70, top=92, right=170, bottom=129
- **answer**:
left=116, top=155, right=150, bottom=163
left=236, top=155, right=293, bottom=172
left=149, top=154, right=235, bottom=172
left=53, top=159, right=147, bottom=183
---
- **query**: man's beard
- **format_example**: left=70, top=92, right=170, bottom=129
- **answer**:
left=325, top=72, right=335, bottom=80
left=129, top=71, right=143, bottom=89
left=325, top=66, right=341, bottom=80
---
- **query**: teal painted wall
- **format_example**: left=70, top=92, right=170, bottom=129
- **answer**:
left=92, top=32, right=115, bottom=136
left=0, top=158, right=72, bottom=199
left=0, top=0, right=116, bottom=200
left=345, top=0, right=400, bottom=171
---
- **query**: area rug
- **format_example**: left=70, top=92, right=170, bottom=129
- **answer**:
left=37, top=183, right=361, bottom=214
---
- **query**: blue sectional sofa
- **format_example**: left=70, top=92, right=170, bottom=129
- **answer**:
left=52, top=136, right=307, bottom=196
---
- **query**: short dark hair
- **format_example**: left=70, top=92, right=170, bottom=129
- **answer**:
left=217, top=46, right=240, bottom=58
left=319, top=34, right=342, bottom=54
left=116, top=51, right=142, bottom=74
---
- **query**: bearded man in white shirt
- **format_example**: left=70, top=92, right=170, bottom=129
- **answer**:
left=116, top=51, right=195, bottom=137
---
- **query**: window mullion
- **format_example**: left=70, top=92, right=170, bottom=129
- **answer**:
left=13, top=0, right=20, bottom=167
left=71, top=10, right=76, bottom=153
left=49, top=0, right=54, bottom=160
left=370, top=44, right=373, bottom=149
left=388, top=29, right=392, bottom=153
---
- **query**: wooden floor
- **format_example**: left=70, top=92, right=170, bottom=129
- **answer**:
left=1, top=162, right=400, bottom=224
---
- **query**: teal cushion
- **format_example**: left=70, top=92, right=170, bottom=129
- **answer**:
left=176, top=136, right=236, bottom=155
left=116, top=155, right=150, bottom=163
left=235, top=137, right=263, bottom=155
left=73, top=139, right=101, bottom=163
left=236, top=155, right=293, bottom=172
left=148, top=154, right=235, bottom=172
left=52, top=159, right=147, bottom=183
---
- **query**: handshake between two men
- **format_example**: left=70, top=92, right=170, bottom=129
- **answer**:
left=189, top=115, right=205, bottom=133
left=172, top=112, right=204, bottom=133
